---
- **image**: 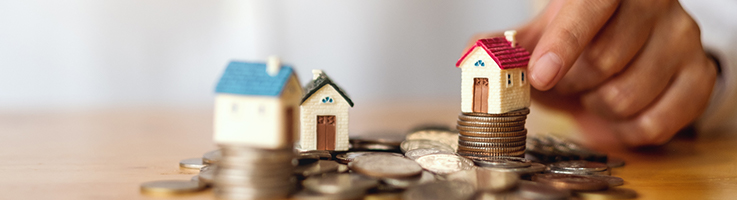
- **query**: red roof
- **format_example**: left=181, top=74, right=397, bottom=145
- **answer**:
left=455, top=37, right=530, bottom=69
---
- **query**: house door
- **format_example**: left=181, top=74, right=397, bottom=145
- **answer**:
left=473, top=78, right=489, bottom=113
left=316, top=115, right=336, bottom=150
left=284, top=107, right=294, bottom=144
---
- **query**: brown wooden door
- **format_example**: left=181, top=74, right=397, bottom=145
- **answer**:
left=473, top=78, right=489, bottom=113
left=284, top=107, right=294, bottom=144
left=316, top=115, right=336, bottom=150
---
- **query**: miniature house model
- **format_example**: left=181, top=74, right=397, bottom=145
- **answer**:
left=456, top=31, right=531, bottom=114
left=299, top=70, right=354, bottom=151
left=213, top=57, right=303, bottom=149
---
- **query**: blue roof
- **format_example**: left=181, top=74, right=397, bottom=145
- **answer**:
left=215, top=61, right=294, bottom=96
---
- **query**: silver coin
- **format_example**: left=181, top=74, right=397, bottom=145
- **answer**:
left=198, top=165, right=215, bottom=184
left=350, top=154, right=423, bottom=178
left=202, top=150, right=221, bottom=164
left=400, top=139, right=455, bottom=153
left=445, top=167, right=519, bottom=192
left=546, top=168, right=612, bottom=176
left=549, top=160, right=609, bottom=172
left=415, top=154, right=475, bottom=175
left=469, top=156, right=531, bottom=168
left=336, top=152, right=404, bottom=164
left=382, top=171, right=436, bottom=189
left=179, top=158, right=207, bottom=170
left=402, top=181, right=475, bottom=200
left=294, top=160, right=341, bottom=177
left=404, top=148, right=455, bottom=160
left=486, top=162, right=546, bottom=175
left=517, top=181, right=570, bottom=200
left=303, top=173, right=379, bottom=194
left=140, top=180, right=205, bottom=195
left=405, top=129, right=460, bottom=151
left=585, top=175, right=624, bottom=187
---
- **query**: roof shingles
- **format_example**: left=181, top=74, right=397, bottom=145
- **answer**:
left=456, top=37, right=531, bottom=69
left=215, top=61, right=294, bottom=97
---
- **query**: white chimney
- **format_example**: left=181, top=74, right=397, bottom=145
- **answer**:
left=504, top=30, right=517, bottom=47
left=266, top=55, right=281, bottom=76
left=312, top=69, right=323, bottom=80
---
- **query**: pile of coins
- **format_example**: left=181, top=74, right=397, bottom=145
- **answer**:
left=213, top=145, right=295, bottom=199
left=141, top=127, right=637, bottom=200
left=456, top=108, right=529, bottom=158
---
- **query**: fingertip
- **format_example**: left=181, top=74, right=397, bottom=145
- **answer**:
left=529, top=52, right=563, bottom=90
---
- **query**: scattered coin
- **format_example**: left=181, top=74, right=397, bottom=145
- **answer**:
left=299, top=150, right=333, bottom=160
left=415, top=154, right=475, bottom=175
left=463, top=108, right=530, bottom=117
left=549, top=160, right=609, bottom=172
left=469, top=156, right=531, bottom=168
left=382, top=171, right=436, bottom=189
left=335, top=152, right=403, bottom=164
left=303, top=173, right=379, bottom=194
left=350, top=154, right=423, bottom=178
left=586, top=175, right=625, bottom=187
left=486, top=162, right=546, bottom=175
left=533, top=173, right=609, bottom=191
left=295, top=160, right=341, bottom=177
left=607, top=157, right=626, bottom=168
left=405, top=129, right=459, bottom=151
left=351, top=133, right=406, bottom=146
left=517, top=181, right=571, bottom=200
left=202, top=150, right=221, bottom=164
left=198, top=165, right=215, bottom=185
left=400, top=139, right=454, bottom=153
left=140, top=180, right=205, bottom=196
left=403, top=181, right=476, bottom=200
left=179, top=158, right=207, bottom=170
left=404, top=148, right=455, bottom=160
left=445, top=168, right=519, bottom=192
left=577, top=187, right=638, bottom=199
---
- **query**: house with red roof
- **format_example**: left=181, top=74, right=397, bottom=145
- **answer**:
left=456, top=30, right=531, bottom=114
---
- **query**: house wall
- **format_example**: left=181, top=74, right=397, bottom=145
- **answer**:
left=459, top=47, right=530, bottom=114
left=299, top=85, right=350, bottom=151
left=213, top=74, right=303, bottom=149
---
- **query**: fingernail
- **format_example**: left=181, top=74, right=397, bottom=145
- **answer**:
left=532, top=52, right=562, bottom=89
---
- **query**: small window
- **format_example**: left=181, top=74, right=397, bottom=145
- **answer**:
left=506, top=73, right=512, bottom=87
left=520, top=71, right=526, bottom=85
left=321, top=96, right=334, bottom=103
left=474, top=60, right=485, bottom=67
left=258, top=105, right=266, bottom=114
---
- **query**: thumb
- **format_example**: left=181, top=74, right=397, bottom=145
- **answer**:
left=528, top=0, right=619, bottom=91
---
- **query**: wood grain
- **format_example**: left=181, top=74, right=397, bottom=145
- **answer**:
left=1, top=105, right=736, bottom=199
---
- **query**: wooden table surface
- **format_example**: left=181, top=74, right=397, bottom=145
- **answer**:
left=2, top=104, right=736, bottom=200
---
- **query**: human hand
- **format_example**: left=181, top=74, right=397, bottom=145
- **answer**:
left=468, top=0, right=717, bottom=148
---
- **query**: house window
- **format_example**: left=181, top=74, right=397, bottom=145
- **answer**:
left=474, top=60, right=485, bottom=67
left=520, top=72, right=526, bottom=85
left=321, top=96, right=334, bottom=103
left=506, top=73, right=512, bottom=87
left=258, top=105, right=266, bottom=114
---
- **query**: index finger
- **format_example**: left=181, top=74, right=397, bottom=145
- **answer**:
left=528, top=0, right=620, bottom=90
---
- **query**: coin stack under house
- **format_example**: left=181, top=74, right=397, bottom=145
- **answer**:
left=456, top=108, right=529, bottom=158
left=213, top=146, right=295, bottom=199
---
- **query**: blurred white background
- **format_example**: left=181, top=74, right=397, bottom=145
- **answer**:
left=0, top=0, right=536, bottom=111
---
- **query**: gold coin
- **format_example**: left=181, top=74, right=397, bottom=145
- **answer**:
left=140, top=180, right=205, bottom=196
left=458, top=135, right=527, bottom=143
left=462, top=108, right=530, bottom=117
left=456, top=125, right=525, bottom=132
left=456, top=120, right=525, bottom=127
left=457, top=140, right=526, bottom=148
left=458, top=114, right=527, bottom=122
left=458, top=129, right=527, bottom=137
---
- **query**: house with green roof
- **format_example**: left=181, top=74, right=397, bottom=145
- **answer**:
left=213, top=57, right=303, bottom=149
left=298, top=70, right=353, bottom=151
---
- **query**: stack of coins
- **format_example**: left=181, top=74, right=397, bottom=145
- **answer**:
left=213, top=145, right=296, bottom=200
left=456, top=108, right=529, bottom=158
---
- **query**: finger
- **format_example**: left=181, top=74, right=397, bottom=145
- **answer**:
left=578, top=13, right=679, bottom=120
left=556, top=0, right=662, bottom=94
left=614, top=57, right=716, bottom=146
left=528, top=0, right=620, bottom=91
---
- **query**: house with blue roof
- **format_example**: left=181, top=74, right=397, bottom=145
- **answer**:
left=213, top=57, right=303, bottom=149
